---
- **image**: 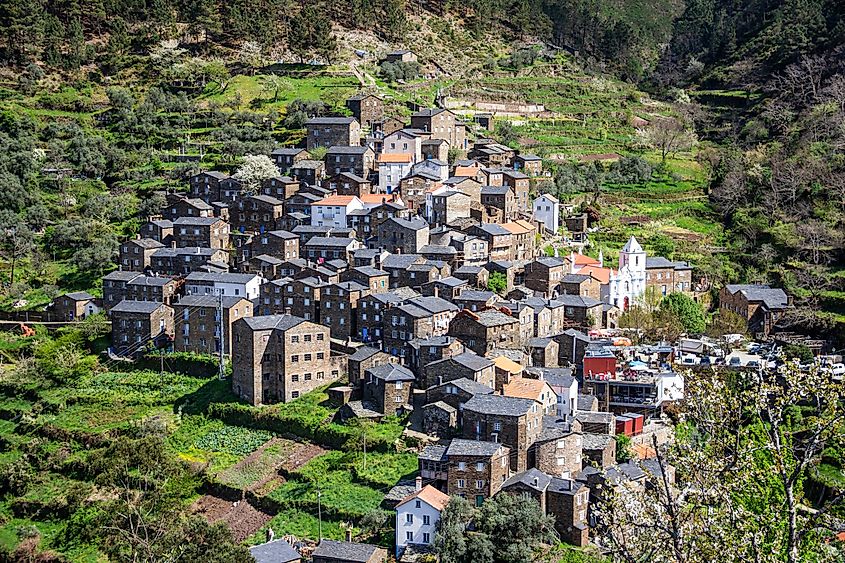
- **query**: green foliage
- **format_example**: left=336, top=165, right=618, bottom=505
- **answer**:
left=661, top=292, right=706, bottom=335
left=781, top=343, right=813, bottom=364
left=615, top=434, right=633, bottom=463
left=434, top=493, right=557, bottom=563
left=193, top=426, right=272, bottom=457
left=487, top=271, right=507, bottom=294
left=379, top=61, right=421, bottom=82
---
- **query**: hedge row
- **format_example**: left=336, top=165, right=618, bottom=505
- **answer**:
left=137, top=351, right=227, bottom=379
left=206, top=402, right=401, bottom=453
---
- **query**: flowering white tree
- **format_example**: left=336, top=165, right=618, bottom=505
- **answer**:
left=593, top=361, right=845, bottom=563
left=233, top=155, right=278, bottom=195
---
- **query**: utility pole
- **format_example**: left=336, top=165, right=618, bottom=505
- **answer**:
left=317, top=489, right=323, bottom=541
left=217, top=290, right=225, bottom=381
left=362, top=427, right=367, bottom=472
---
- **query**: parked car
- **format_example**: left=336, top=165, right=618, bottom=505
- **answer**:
left=729, top=356, right=742, bottom=367
left=700, top=356, right=711, bottom=366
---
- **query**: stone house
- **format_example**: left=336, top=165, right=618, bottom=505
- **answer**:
left=529, top=337, right=559, bottom=367
left=399, top=172, right=440, bottom=214
left=290, top=159, right=326, bottom=185
left=356, top=291, right=407, bottom=346
left=325, top=172, right=373, bottom=196
left=462, top=394, right=543, bottom=472
left=559, top=273, right=602, bottom=301
left=557, top=295, right=603, bottom=330
left=525, top=258, right=567, bottom=297
left=514, top=154, right=543, bottom=177
left=443, top=439, right=510, bottom=505
left=342, top=266, right=389, bottom=294
left=581, top=433, right=616, bottom=469
left=110, top=300, right=174, bottom=357
left=238, top=229, right=299, bottom=265
left=189, top=171, right=228, bottom=202
left=348, top=346, right=396, bottom=389
left=305, top=117, right=361, bottom=150
left=51, top=291, right=98, bottom=321
left=430, top=191, right=472, bottom=227
left=140, top=218, right=174, bottom=246
left=270, top=147, right=310, bottom=174
left=502, top=377, right=557, bottom=415
left=530, top=422, right=583, bottom=478
left=470, top=139, right=515, bottom=167
left=259, top=276, right=326, bottom=320
left=363, top=363, right=415, bottom=415
left=381, top=254, right=426, bottom=287
left=452, top=265, right=489, bottom=288
left=376, top=216, right=430, bottom=255
left=385, top=49, right=417, bottom=63
left=718, top=284, right=790, bottom=337
left=102, top=271, right=142, bottom=312
left=148, top=247, right=229, bottom=276
left=480, top=185, right=516, bottom=222
left=382, top=296, right=459, bottom=360
left=553, top=329, right=592, bottom=368
left=260, top=175, right=300, bottom=201
left=119, top=238, right=164, bottom=271
left=425, top=378, right=493, bottom=432
left=501, top=169, right=531, bottom=213
left=345, top=93, right=384, bottom=129
left=410, top=108, right=467, bottom=152
left=421, top=139, right=449, bottom=162
left=645, top=257, right=694, bottom=296
left=469, top=224, right=512, bottom=263
left=304, top=236, right=363, bottom=263
left=546, top=477, right=590, bottom=547
left=231, top=314, right=343, bottom=405
left=501, top=468, right=552, bottom=513
left=405, top=335, right=464, bottom=380
left=423, top=351, right=496, bottom=390
left=311, top=539, right=387, bottom=563
left=420, top=276, right=466, bottom=301
left=321, top=281, right=368, bottom=341
left=447, top=309, right=521, bottom=356
left=502, top=220, right=536, bottom=261
left=125, top=275, right=182, bottom=306
left=172, top=217, right=229, bottom=249
left=230, top=195, right=285, bottom=235
left=452, top=290, right=499, bottom=312
left=173, top=294, right=252, bottom=355
left=325, top=145, right=375, bottom=178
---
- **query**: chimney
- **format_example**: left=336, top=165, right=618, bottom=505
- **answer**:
left=532, top=477, right=538, bottom=487
left=345, top=528, right=353, bottom=542
left=171, top=241, right=176, bottom=249
left=415, top=475, right=423, bottom=492
left=285, top=307, right=292, bottom=315
left=433, top=285, right=439, bottom=299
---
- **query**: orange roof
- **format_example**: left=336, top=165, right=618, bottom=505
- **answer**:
left=501, top=220, right=534, bottom=235
left=312, top=195, right=358, bottom=206
left=492, top=355, right=523, bottom=374
left=454, top=166, right=480, bottom=176
left=377, top=153, right=413, bottom=163
left=632, top=443, right=656, bottom=459
left=424, top=183, right=444, bottom=194
left=359, top=193, right=399, bottom=204
left=577, top=264, right=611, bottom=285
left=398, top=484, right=450, bottom=511
left=502, top=377, right=550, bottom=401
left=571, top=253, right=600, bottom=267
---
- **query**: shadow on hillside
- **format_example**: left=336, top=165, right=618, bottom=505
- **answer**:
left=174, top=377, right=242, bottom=416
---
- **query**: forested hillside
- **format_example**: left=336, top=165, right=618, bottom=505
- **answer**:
left=653, top=0, right=845, bottom=331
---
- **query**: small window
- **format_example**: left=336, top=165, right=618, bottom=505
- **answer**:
left=406, top=513, right=413, bottom=523
left=291, top=335, right=299, bottom=343
left=291, top=391, right=300, bottom=398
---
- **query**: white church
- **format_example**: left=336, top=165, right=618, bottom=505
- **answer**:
left=609, top=236, right=647, bottom=310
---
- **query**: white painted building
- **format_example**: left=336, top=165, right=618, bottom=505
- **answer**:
left=608, top=236, right=647, bottom=310
left=383, top=129, right=424, bottom=163
left=309, top=195, right=365, bottom=228
left=533, top=193, right=560, bottom=234
left=395, top=480, right=450, bottom=558
left=184, top=272, right=264, bottom=300
left=377, top=153, right=414, bottom=194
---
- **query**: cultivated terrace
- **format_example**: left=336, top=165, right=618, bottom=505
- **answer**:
left=0, top=1, right=844, bottom=562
